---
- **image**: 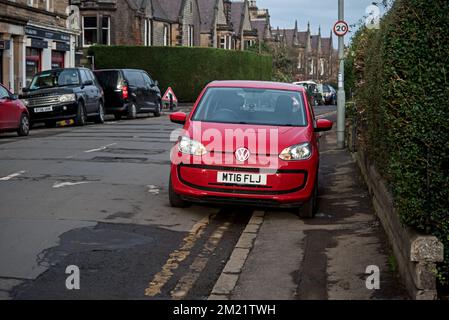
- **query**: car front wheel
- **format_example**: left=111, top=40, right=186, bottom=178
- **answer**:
left=17, top=114, right=30, bottom=136
left=297, top=180, right=318, bottom=219
left=169, top=176, right=190, bottom=208
left=75, top=101, right=86, bottom=126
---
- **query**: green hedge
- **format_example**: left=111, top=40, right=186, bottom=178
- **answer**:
left=347, top=0, right=449, bottom=286
left=88, top=46, right=272, bottom=102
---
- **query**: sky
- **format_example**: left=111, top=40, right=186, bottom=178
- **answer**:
left=256, top=0, right=386, bottom=45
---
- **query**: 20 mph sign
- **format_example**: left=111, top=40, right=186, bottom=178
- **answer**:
left=333, top=20, right=349, bottom=37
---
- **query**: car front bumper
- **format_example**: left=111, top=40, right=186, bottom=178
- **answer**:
left=28, top=103, right=78, bottom=122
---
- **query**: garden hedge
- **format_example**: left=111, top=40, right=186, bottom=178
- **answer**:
left=88, top=46, right=272, bottom=102
left=346, top=0, right=449, bottom=286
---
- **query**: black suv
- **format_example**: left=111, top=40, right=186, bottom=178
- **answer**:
left=94, top=69, right=162, bottom=120
left=21, top=68, right=105, bottom=127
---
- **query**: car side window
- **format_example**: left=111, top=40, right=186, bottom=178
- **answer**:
left=0, top=86, right=10, bottom=99
left=141, top=73, right=154, bottom=86
left=80, top=70, right=89, bottom=84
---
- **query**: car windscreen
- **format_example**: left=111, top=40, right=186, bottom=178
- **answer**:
left=192, top=87, right=307, bottom=127
left=94, top=71, right=122, bottom=89
left=29, top=69, right=80, bottom=90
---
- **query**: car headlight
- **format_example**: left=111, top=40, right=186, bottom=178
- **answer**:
left=178, top=136, right=207, bottom=156
left=279, top=142, right=312, bottom=161
left=21, top=99, right=29, bottom=106
left=59, top=94, right=76, bottom=103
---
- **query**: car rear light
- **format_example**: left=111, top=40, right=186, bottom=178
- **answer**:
left=122, top=86, right=129, bottom=99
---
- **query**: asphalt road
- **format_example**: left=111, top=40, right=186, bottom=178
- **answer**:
left=0, top=105, right=339, bottom=300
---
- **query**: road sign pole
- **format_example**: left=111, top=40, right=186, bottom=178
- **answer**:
left=337, top=0, right=346, bottom=149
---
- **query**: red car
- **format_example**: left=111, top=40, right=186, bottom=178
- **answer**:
left=169, top=81, right=333, bottom=218
left=0, top=84, right=30, bottom=136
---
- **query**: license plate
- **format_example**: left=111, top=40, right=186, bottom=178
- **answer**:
left=217, top=172, right=267, bottom=186
left=34, top=107, right=53, bottom=113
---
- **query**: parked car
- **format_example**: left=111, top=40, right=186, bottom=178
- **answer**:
left=292, top=81, right=323, bottom=106
left=322, top=84, right=337, bottom=105
left=94, top=69, right=162, bottom=120
left=21, top=68, right=105, bottom=127
left=168, top=80, right=333, bottom=218
left=0, top=84, right=30, bottom=136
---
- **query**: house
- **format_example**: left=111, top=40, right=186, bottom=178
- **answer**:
left=197, top=0, right=234, bottom=49
left=71, top=0, right=201, bottom=53
left=272, top=22, right=337, bottom=83
left=230, top=1, right=257, bottom=50
left=248, top=0, right=271, bottom=42
left=0, top=0, right=78, bottom=92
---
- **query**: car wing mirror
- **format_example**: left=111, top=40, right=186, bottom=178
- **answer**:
left=315, top=119, right=333, bottom=133
left=170, top=112, right=187, bottom=125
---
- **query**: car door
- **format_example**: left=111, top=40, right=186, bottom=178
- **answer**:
left=80, top=70, right=95, bottom=114
left=0, top=85, right=18, bottom=129
left=87, top=70, right=101, bottom=111
left=141, top=72, right=157, bottom=109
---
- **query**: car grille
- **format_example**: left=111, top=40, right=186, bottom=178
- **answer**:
left=27, top=95, right=60, bottom=107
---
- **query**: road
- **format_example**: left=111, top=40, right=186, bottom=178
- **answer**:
left=0, top=104, right=406, bottom=300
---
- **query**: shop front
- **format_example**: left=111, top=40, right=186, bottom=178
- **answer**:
left=24, top=26, right=72, bottom=86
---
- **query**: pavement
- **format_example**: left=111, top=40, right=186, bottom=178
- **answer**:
left=0, top=104, right=407, bottom=300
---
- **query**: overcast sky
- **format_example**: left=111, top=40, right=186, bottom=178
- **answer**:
left=257, top=0, right=385, bottom=45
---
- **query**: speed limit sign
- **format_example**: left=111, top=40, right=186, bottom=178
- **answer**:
left=333, top=20, right=349, bottom=37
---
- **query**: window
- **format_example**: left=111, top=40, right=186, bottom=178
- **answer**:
left=29, top=69, right=80, bottom=91
left=125, top=71, right=145, bottom=87
left=101, top=17, right=110, bottom=45
left=163, top=25, right=169, bottom=46
left=144, top=19, right=152, bottom=46
left=0, top=85, right=10, bottom=99
left=192, top=87, right=307, bottom=127
left=44, top=0, right=54, bottom=12
left=82, top=16, right=97, bottom=47
left=141, top=73, right=154, bottom=86
left=188, top=25, right=194, bottom=47
left=82, top=16, right=110, bottom=47
left=26, top=48, right=41, bottom=86
left=51, top=51, right=64, bottom=69
left=219, top=35, right=232, bottom=50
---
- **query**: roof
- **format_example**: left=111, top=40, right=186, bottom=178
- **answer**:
left=151, top=0, right=171, bottom=21
left=208, top=80, right=306, bottom=92
left=157, top=0, right=183, bottom=22
left=230, top=2, right=245, bottom=35
left=321, top=37, right=332, bottom=53
left=197, top=0, right=216, bottom=33
left=311, top=35, right=319, bottom=50
left=252, top=20, right=267, bottom=40
left=297, top=31, right=308, bottom=44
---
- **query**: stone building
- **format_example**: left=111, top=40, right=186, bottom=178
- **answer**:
left=273, top=22, right=337, bottom=83
left=248, top=0, right=271, bottom=43
left=230, top=1, right=257, bottom=50
left=198, top=0, right=234, bottom=49
left=71, top=0, right=201, bottom=52
left=0, top=0, right=78, bottom=92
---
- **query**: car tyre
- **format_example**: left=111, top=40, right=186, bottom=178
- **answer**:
left=154, top=100, right=162, bottom=117
left=74, top=101, right=86, bottom=126
left=94, top=101, right=105, bottom=124
left=298, top=180, right=318, bottom=219
left=17, top=114, right=30, bottom=136
left=169, top=176, right=190, bottom=208
left=128, top=102, right=137, bottom=119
